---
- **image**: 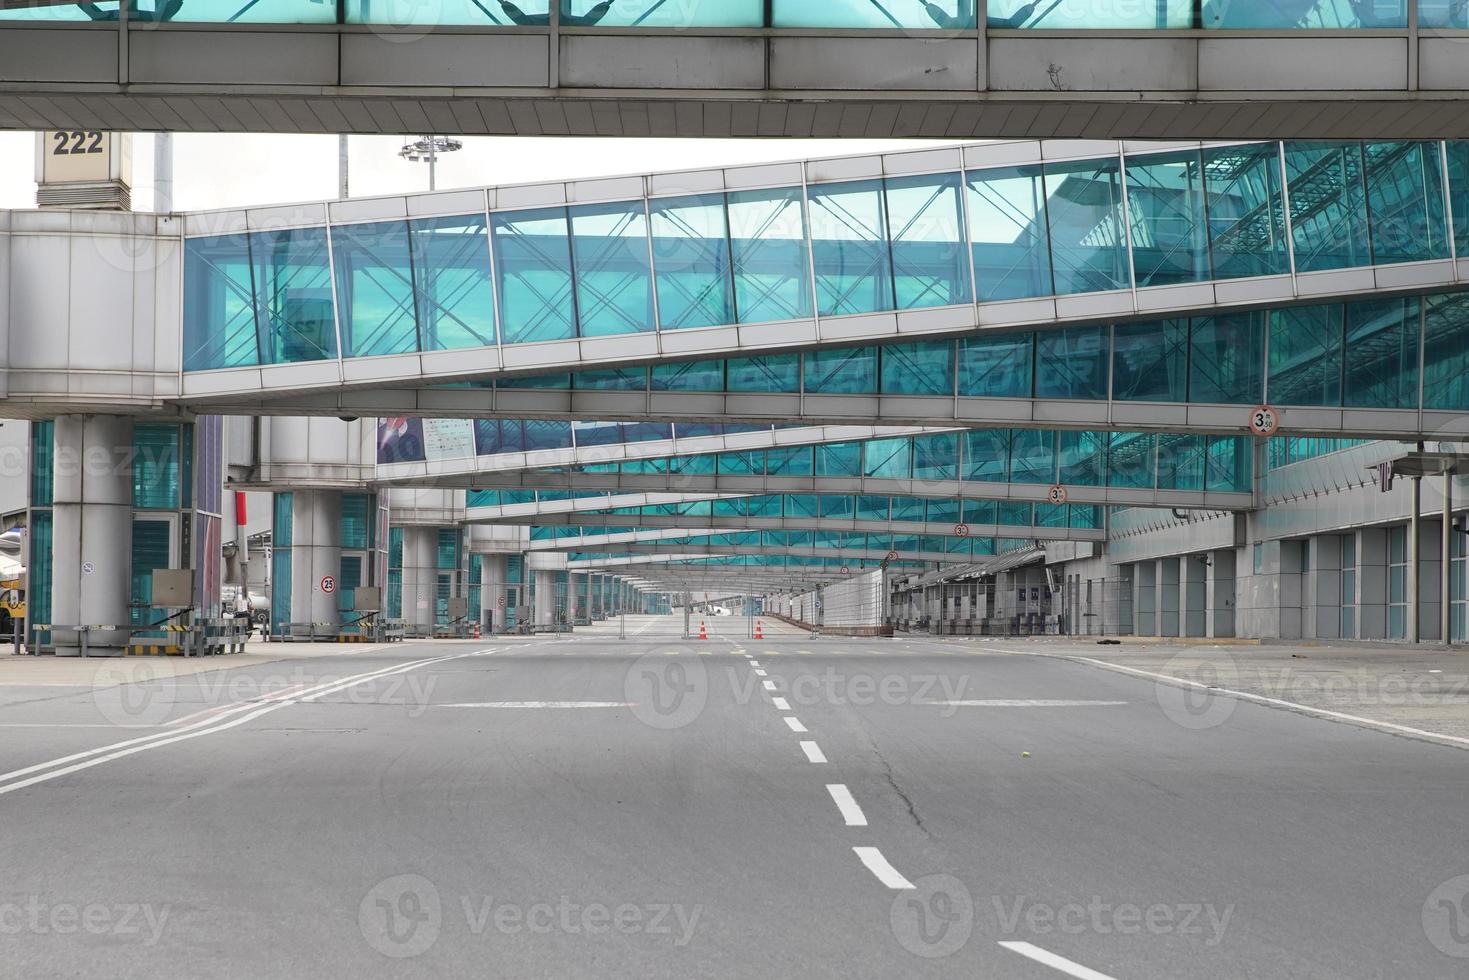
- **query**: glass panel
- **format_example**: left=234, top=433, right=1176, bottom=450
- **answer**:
left=1283, top=141, right=1371, bottom=273
left=958, top=332, right=1032, bottom=398
left=990, top=0, right=1188, bottom=27
left=130, top=519, right=171, bottom=628
left=1126, top=150, right=1210, bottom=286
left=1204, top=142, right=1290, bottom=280
left=132, top=0, right=332, bottom=22
left=808, top=179, right=893, bottom=316
left=816, top=442, right=863, bottom=477
left=857, top=495, right=891, bottom=521
left=564, top=0, right=761, bottom=26
left=411, top=213, right=496, bottom=351
left=1268, top=304, right=1343, bottom=407
left=1010, top=430, right=1055, bottom=484
left=492, top=207, right=576, bottom=344
left=766, top=446, right=813, bottom=476
left=1343, top=296, right=1419, bottom=409
left=1363, top=141, right=1450, bottom=265
left=1044, top=156, right=1130, bottom=294
left=0, top=2, right=120, bottom=20
left=570, top=200, right=654, bottom=337
left=820, top=495, right=855, bottom=519
left=886, top=172, right=972, bottom=310
left=649, top=194, right=735, bottom=330
left=523, top=420, right=574, bottom=450
left=805, top=347, right=877, bottom=395
left=1426, top=0, right=1469, bottom=28
left=728, top=186, right=812, bottom=324
left=345, top=0, right=547, bottom=23
left=891, top=496, right=924, bottom=522
left=574, top=367, right=646, bottom=390
left=1058, top=431, right=1105, bottom=487
left=864, top=438, right=912, bottom=480
left=881, top=341, right=953, bottom=396
left=774, top=0, right=975, bottom=27
left=1107, top=432, right=1155, bottom=489
left=927, top=498, right=961, bottom=525
left=333, top=220, right=417, bottom=359
left=966, top=164, right=1053, bottom=301
left=913, top=433, right=960, bottom=482
left=652, top=360, right=723, bottom=391
left=1206, top=437, right=1252, bottom=493
left=1113, top=319, right=1188, bottom=402
left=963, top=429, right=1010, bottom=482
left=1423, top=292, right=1469, bottom=411
left=30, top=420, right=54, bottom=507
left=133, top=424, right=180, bottom=510
left=1448, top=141, right=1469, bottom=257
left=252, top=227, right=336, bottom=365
left=183, top=233, right=258, bottom=371
left=1203, top=0, right=1405, bottom=27
left=728, top=354, right=799, bottom=392
left=1190, top=312, right=1265, bottom=404
left=1035, top=326, right=1108, bottom=400
left=1157, top=433, right=1205, bottom=491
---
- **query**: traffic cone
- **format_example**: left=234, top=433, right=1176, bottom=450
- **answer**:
left=754, top=620, right=764, bottom=640
left=698, top=621, right=708, bottom=641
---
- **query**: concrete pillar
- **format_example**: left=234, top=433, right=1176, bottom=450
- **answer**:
left=400, top=526, right=437, bottom=634
left=1158, top=559, right=1180, bottom=637
left=1182, top=556, right=1207, bottom=637
left=1134, top=563, right=1156, bottom=636
left=479, top=553, right=508, bottom=632
left=1443, top=473, right=1454, bottom=646
left=290, top=490, right=342, bottom=628
left=52, top=416, right=133, bottom=656
left=1418, top=513, right=1443, bottom=643
left=1305, top=536, right=1341, bottom=639
left=567, top=571, right=582, bottom=625
left=1279, top=540, right=1305, bottom=641
left=1206, top=549, right=1237, bottom=638
left=1410, top=476, right=1422, bottom=643
left=1358, top=528, right=1388, bottom=640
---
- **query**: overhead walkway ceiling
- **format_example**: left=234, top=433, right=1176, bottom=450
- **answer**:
left=561, top=539, right=1025, bottom=564
left=516, top=519, right=1105, bottom=550
left=3, top=4, right=1469, bottom=138
left=9, top=139, right=1469, bottom=443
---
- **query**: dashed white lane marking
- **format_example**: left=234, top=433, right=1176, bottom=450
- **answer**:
left=783, top=716, right=808, bottom=733
left=938, top=700, right=1127, bottom=708
left=771, top=697, right=791, bottom=711
left=852, top=846, right=914, bottom=889
left=998, top=941, right=1119, bottom=980
left=754, top=669, right=768, bottom=677
left=799, top=740, right=827, bottom=764
left=825, top=784, right=867, bottom=826
left=435, top=701, right=633, bottom=709
left=762, top=680, right=777, bottom=692
left=748, top=660, right=761, bottom=667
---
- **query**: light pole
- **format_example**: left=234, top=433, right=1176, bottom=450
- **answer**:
left=398, top=135, right=463, bottom=192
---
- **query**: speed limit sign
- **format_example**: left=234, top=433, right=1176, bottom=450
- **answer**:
left=497, top=595, right=507, bottom=608
left=1249, top=405, right=1280, bottom=436
left=1046, top=484, right=1069, bottom=505
left=319, top=575, right=336, bottom=595
left=886, top=550, right=899, bottom=562
left=954, top=523, right=970, bottom=538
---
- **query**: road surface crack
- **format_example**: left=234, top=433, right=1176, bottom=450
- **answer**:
left=866, top=737, right=929, bottom=838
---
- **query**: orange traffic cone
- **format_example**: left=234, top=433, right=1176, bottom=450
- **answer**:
left=698, top=621, right=708, bottom=641
left=754, top=620, right=764, bottom=640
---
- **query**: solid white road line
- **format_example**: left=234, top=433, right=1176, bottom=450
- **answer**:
left=783, top=716, right=808, bottom=733
left=825, top=784, right=867, bottom=826
left=799, top=740, right=827, bottom=764
left=762, top=679, right=777, bottom=691
left=937, top=700, right=1127, bottom=708
left=435, top=701, right=632, bottom=709
left=998, top=941, right=1119, bottom=980
left=852, top=846, right=914, bottom=889
left=771, top=697, right=791, bottom=711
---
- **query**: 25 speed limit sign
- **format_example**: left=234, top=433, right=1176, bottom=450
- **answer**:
left=1249, top=405, right=1281, bottom=436
left=319, top=575, right=336, bottom=595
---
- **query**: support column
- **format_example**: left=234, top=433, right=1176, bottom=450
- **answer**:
left=52, top=416, right=133, bottom=657
left=1182, top=556, right=1207, bottom=637
left=1158, top=559, right=1180, bottom=637
left=1410, top=476, right=1422, bottom=644
left=1134, top=563, right=1156, bottom=636
left=480, top=554, right=508, bottom=633
left=1205, top=550, right=1236, bottom=638
left=289, top=490, right=341, bottom=632
left=1445, top=473, right=1455, bottom=646
left=567, top=571, right=582, bottom=625
left=400, top=526, right=437, bottom=636
left=1358, top=528, right=1388, bottom=640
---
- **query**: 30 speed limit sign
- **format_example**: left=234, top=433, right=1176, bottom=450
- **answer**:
left=1249, top=405, right=1280, bottom=436
left=954, top=523, right=970, bottom=538
left=1046, top=484, right=1069, bottom=505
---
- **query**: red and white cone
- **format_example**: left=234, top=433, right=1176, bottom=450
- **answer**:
left=754, top=620, right=764, bottom=640
left=698, top=621, right=708, bottom=641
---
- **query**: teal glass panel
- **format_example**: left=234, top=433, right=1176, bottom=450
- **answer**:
left=523, top=420, right=574, bottom=450
left=250, top=227, right=336, bottom=365
left=1206, top=437, right=1252, bottom=493
left=1283, top=142, right=1371, bottom=273
left=728, top=187, right=812, bottom=324
left=774, top=0, right=975, bottom=27
left=1044, top=156, right=1130, bottom=294
left=573, top=367, right=646, bottom=390
left=997, top=502, right=1033, bottom=526
left=273, top=492, right=293, bottom=548
left=913, top=433, right=960, bottom=482
left=1035, top=504, right=1067, bottom=529
left=1035, top=326, right=1107, bottom=400
left=1268, top=304, right=1343, bottom=407
left=863, top=438, right=912, bottom=479
left=570, top=200, right=654, bottom=337
left=30, top=420, right=54, bottom=508
left=1422, top=0, right=1469, bottom=26
left=881, top=341, right=954, bottom=396
left=963, top=429, right=1010, bottom=482
left=766, top=446, right=813, bottom=476
left=130, top=0, right=331, bottom=22
left=412, top=213, right=496, bottom=351
left=1363, top=141, right=1449, bottom=265
left=649, top=194, right=735, bottom=330
left=1203, top=142, right=1290, bottom=280
left=1107, top=433, right=1155, bottom=489
left=886, top=172, right=972, bottom=309
left=820, top=495, right=855, bottom=519
left=183, top=233, right=258, bottom=371
left=492, top=207, right=576, bottom=344
left=1203, top=0, right=1404, bottom=27
left=346, top=0, right=547, bottom=24
left=991, top=0, right=1188, bottom=26
left=718, top=451, right=760, bottom=475
left=1343, top=296, right=1419, bottom=409
left=499, top=373, right=571, bottom=389
left=965, top=164, right=1053, bottom=301
left=805, top=347, right=877, bottom=395
left=857, top=496, right=890, bottom=521
left=1157, top=433, right=1205, bottom=491
left=652, top=360, right=723, bottom=391
left=341, top=494, right=371, bottom=550
left=1126, top=150, right=1210, bottom=286
left=1010, top=430, right=1055, bottom=485
left=564, top=0, right=760, bottom=25
left=1113, top=319, right=1187, bottom=402
left=964, top=499, right=997, bottom=524
left=437, top=528, right=459, bottom=570
left=339, top=556, right=362, bottom=615
left=130, top=519, right=171, bottom=627
left=816, top=442, right=862, bottom=478
left=727, top=354, right=799, bottom=392
left=26, top=512, right=51, bottom=635
left=958, top=332, right=1032, bottom=398
left=1068, top=505, right=1103, bottom=530
left=1423, top=292, right=1469, bottom=411
left=1448, top=142, right=1469, bottom=256
left=0, top=2, right=119, bottom=20
left=1190, top=312, right=1265, bottom=404
left=891, top=497, right=924, bottom=522
left=133, top=424, right=180, bottom=510
left=928, top=498, right=961, bottom=524
left=1058, top=431, right=1106, bottom=486
left=333, top=220, right=417, bottom=358
left=271, top=545, right=292, bottom=632
left=808, top=179, right=893, bottom=316
left=785, top=495, right=819, bottom=520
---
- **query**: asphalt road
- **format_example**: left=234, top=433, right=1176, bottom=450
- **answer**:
left=0, top=628, right=1466, bottom=978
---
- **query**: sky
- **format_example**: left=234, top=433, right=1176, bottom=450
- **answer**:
left=0, top=132, right=968, bottom=211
